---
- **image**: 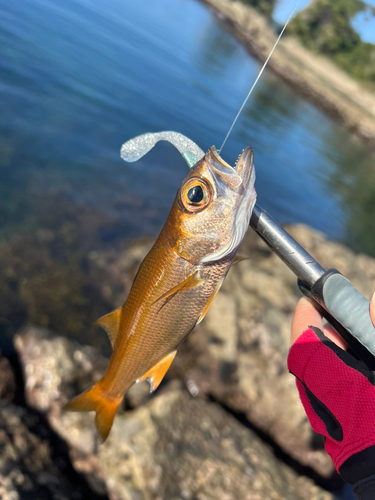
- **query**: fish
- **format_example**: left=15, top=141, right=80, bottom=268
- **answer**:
left=65, top=140, right=256, bottom=443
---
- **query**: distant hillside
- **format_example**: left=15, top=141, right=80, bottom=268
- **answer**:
left=239, top=0, right=276, bottom=17
left=199, top=0, right=375, bottom=148
left=288, top=0, right=375, bottom=87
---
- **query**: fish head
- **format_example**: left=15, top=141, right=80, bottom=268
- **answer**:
left=166, top=146, right=257, bottom=264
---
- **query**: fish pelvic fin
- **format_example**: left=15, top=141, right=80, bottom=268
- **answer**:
left=64, top=381, right=122, bottom=443
left=137, top=350, right=177, bottom=392
left=232, top=254, right=249, bottom=266
left=152, top=271, right=203, bottom=309
left=96, top=307, right=122, bottom=348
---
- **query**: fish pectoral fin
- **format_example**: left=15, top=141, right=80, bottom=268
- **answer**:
left=96, top=307, right=122, bottom=348
left=196, top=276, right=225, bottom=325
left=152, top=271, right=203, bottom=308
left=232, top=254, right=249, bottom=265
left=137, top=351, right=177, bottom=392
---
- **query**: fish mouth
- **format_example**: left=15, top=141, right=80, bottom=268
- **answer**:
left=235, top=147, right=254, bottom=186
left=199, top=146, right=257, bottom=264
left=206, top=146, right=254, bottom=191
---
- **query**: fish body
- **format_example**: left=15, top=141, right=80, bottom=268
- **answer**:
left=65, top=145, right=256, bottom=442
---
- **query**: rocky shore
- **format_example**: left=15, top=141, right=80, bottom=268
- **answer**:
left=2, top=220, right=375, bottom=498
left=198, top=0, right=375, bottom=148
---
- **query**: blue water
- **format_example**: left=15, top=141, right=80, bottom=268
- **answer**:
left=1, top=0, right=375, bottom=256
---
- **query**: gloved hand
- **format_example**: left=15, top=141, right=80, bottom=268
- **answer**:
left=288, top=296, right=375, bottom=500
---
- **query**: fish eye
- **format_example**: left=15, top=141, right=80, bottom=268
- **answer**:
left=181, top=178, right=211, bottom=213
left=187, top=185, right=203, bottom=203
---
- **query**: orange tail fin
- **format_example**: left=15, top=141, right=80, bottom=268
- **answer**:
left=64, top=381, right=122, bottom=443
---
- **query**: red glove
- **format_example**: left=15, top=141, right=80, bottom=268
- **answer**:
left=288, top=298, right=375, bottom=500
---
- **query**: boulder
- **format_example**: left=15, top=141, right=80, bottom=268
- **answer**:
left=15, top=326, right=334, bottom=500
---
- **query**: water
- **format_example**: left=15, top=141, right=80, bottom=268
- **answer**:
left=0, top=0, right=375, bottom=256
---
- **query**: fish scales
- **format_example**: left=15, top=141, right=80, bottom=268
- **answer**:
left=105, top=240, right=232, bottom=396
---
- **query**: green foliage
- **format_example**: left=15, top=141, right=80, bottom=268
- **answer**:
left=335, top=41, right=375, bottom=82
left=289, top=0, right=375, bottom=84
left=240, top=0, right=277, bottom=18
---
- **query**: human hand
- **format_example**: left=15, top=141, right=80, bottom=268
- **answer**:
left=288, top=295, right=375, bottom=500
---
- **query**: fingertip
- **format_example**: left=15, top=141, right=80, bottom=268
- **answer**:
left=291, top=297, right=323, bottom=346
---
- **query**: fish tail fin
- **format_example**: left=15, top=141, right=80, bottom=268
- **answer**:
left=64, top=381, right=122, bottom=443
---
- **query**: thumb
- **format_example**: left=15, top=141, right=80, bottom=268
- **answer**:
left=370, top=293, right=375, bottom=327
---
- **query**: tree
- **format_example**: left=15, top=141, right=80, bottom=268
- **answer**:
left=289, top=0, right=375, bottom=83
left=240, top=0, right=277, bottom=18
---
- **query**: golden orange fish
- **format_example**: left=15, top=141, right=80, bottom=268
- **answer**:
left=65, top=132, right=256, bottom=442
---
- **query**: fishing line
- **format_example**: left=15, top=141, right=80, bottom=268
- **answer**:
left=219, top=0, right=300, bottom=154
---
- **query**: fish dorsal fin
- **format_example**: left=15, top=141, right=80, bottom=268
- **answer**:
left=96, top=307, right=122, bottom=347
left=152, top=271, right=203, bottom=308
left=137, top=351, right=177, bottom=392
left=233, top=254, right=249, bottom=265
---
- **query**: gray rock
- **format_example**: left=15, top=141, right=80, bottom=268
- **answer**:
left=15, top=326, right=334, bottom=500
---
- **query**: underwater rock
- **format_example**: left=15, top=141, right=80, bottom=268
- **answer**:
left=0, top=195, right=134, bottom=356
left=15, top=326, right=334, bottom=500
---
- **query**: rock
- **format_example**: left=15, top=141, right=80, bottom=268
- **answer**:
left=0, top=356, right=16, bottom=402
left=101, top=387, right=333, bottom=500
left=0, top=402, right=105, bottom=500
left=14, top=223, right=373, bottom=484
left=15, top=327, right=334, bottom=500
left=14, top=326, right=109, bottom=495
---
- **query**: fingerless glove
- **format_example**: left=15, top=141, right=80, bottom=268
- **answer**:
left=288, top=327, right=375, bottom=500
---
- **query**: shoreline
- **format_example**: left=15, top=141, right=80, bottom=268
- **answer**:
left=199, top=0, right=375, bottom=148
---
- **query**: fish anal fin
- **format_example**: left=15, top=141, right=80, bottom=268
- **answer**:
left=152, top=271, right=203, bottom=308
left=197, top=277, right=224, bottom=325
left=137, top=351, right=177, bottom=392
left=96, top=307, right=122, bottom=347
left=64, top=381, right=122, bottom=443
left=233, top=254, right=249, bottom=265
